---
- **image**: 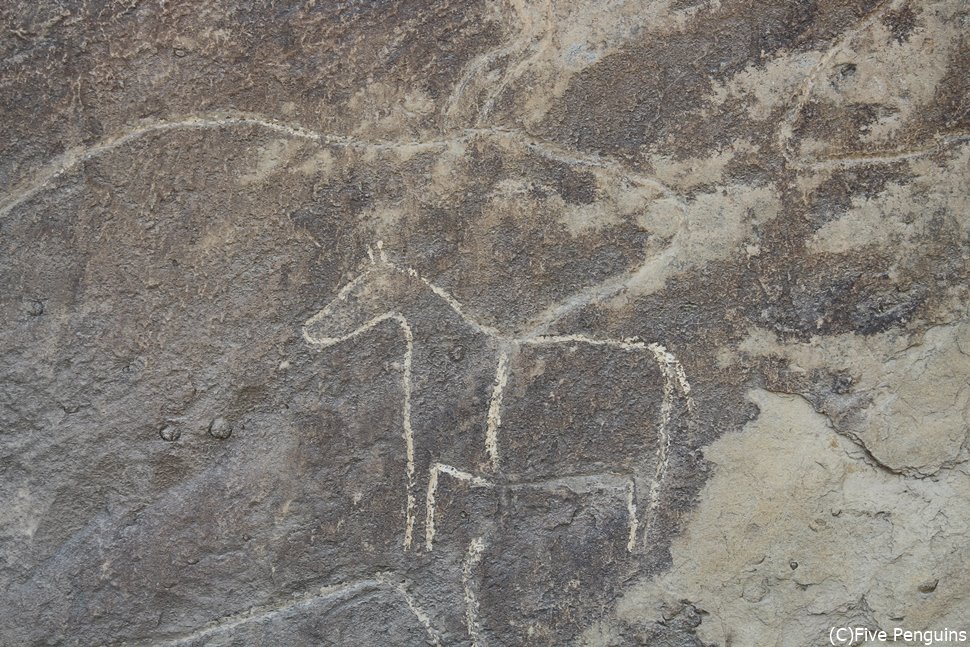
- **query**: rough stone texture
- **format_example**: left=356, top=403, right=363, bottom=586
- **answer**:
left=1, top=1, right=968, bottom=645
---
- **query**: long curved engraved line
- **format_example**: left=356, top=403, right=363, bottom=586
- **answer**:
left=4, top=110, right=689, bottom=368
left=303, top=311, right=417, bottom=550
left=1, top=113, right=682, bottom=222
left=0, top=114, right=454, bottom=220
left=141, top=575, right=443, bottom=647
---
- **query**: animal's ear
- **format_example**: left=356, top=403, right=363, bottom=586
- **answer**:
left=364, top=241, right=388, bottom=264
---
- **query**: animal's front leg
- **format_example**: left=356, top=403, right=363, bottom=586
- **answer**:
left=482, top=348, right=512, bottom=474
left=401, top=466, right=501, bottom=646
left=415, top=345, right=512, bottom=553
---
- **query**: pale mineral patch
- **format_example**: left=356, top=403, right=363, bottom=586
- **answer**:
left=737, top=320, right=970, bottom=476
left=604, top=390, right=970, bottom=647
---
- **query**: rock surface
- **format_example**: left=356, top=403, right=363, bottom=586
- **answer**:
left=1, top=1, right=968, bottom=645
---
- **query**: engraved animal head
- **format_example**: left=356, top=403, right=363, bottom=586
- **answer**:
left=302, top=243, right=418, bottom=347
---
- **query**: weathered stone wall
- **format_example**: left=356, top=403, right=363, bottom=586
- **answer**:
left=1, top=1, right=968, bottom=645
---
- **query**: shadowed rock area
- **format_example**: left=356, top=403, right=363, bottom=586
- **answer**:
left=1, top=1, right=968, bottom=645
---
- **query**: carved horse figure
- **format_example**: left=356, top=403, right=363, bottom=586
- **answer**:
left=302, top=242, right=694, bottom=558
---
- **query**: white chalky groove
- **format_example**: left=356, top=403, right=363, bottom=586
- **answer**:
left=303, top=311, right=417, bottom=550
left=136, top=575, right=443, bottom=647
left=645, top=342, right=696, bottom=532
left=626, top=480, right=639, bottom=553
left=0, top=112, right=682, bottom=222
left=484, top=350, right=510, bottom=472
left=426, top=463, right=494, bottom=551
left=463, top=536, right=488, bottom=647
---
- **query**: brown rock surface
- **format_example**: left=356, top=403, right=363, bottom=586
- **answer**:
left=1, top=0, right=967, bottom=645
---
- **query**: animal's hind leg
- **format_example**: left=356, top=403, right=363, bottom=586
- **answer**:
left=403, top=466, right=501, bottom=646
left=423, top=463, right=496, bottom=552
left=469, top=479, right=640, bottom=646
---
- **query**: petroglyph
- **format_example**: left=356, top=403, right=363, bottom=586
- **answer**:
left=303, top=242, right=693, bottom=556
left=8, top=1, right=964, bottom=644
left=0, top=111, right=682, bottom=223
left=301, top=241, right=694, bottom=642
left=1, top=104, right=691, bottom=647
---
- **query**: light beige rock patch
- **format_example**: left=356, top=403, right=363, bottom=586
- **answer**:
left=558, top=169, right=669, bottom=236
left=618, top=183, right=781, bottom=300
left=709, top=51, right=821, bottom=121
left=603, top=389, right=970, bottom=647
left=738, top=320, right=970, bottom=476
left=348, top=82, right=435, bottom=140
left=238, top=137, right=305, bottom=185
left=451, top=0, right=726, bottom=127
left=794, top=0, right=966, bottom=157
left=295, top=148, right=336, bottom=176
left=810, top=146, right=970, bottom=255
left=558, top=202, right=624, bottom=236
left=648, top=139, right=759, bottom=191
